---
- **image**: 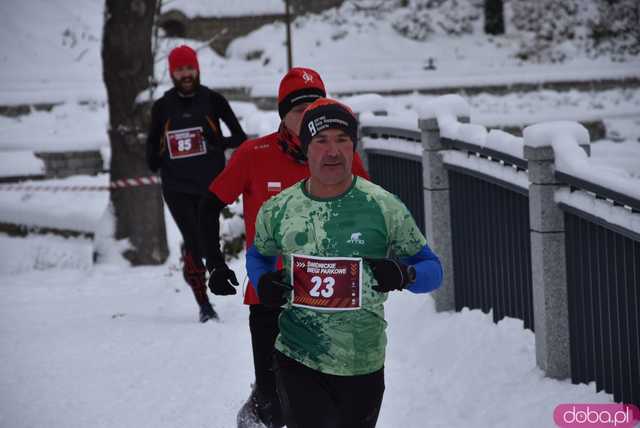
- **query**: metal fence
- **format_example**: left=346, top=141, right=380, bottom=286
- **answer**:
left=559, top=174, right=640, bottom=407
left=362, top=124, right=535, bottom=330
left=359, top=113, right=640, bottom=406
left=449, top=169, right=534, bottom=330
left=442, top=137, right=535, bottom=329
left=360, top=125, right=425, bottom=234
left=367, top=152, right=425, bottom=234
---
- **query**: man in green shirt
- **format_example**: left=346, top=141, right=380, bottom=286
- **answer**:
left=246, top=98, right=443, bottom=428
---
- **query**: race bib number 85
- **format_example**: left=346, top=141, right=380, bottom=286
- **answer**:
left=166, top=127, right=207, bottom=159
left=291, top=254, right=362, bottom=311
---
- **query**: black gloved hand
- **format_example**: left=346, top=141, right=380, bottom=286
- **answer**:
left=364, top=257, right=414, bottom=293
left=208, top=263, right=239, bottom=295
left=257, top=269, right=292, bottom=308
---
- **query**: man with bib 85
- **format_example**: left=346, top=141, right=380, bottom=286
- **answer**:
left=146, top=45, right=247, bottom=323
left=246, top=98, right=443, bottom=428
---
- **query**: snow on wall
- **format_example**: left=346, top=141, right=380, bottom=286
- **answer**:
left=419, top=94, right=470, bottom=124
left=0, top=174, right=109, bottom=233
left=365, top=94, right=638, bottom=236
left=523, top=121, right=640, bottom=200
left=486, top=129, right=524, bottom=159
left=555, top=188, right=640, bottom=236
left=339, top=93, right=389, bottom=115
left=360, top=106, right=529, bottom=191
left=0, top=151, right=45, bottom=177
left=362, top=137, right=422, bottom=159
left=441, top=150, right=530, bottom=190
left=418, top=94, right=525, bottom=158
left=590, top=140, right=640, bottom=180
left=419, top=94, right=483, bottom=143
left=476, top=107, right=640, bottom=129
left=0, top=102, right=108, bottom=152
left=522, top=121, right=590, bottom=148
left=359, top=113, right=418, bottom=133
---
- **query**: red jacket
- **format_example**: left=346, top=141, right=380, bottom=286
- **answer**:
left=209, top=125, right=369, bottom=304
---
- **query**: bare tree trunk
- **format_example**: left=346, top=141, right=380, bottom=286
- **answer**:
left=484, top=0, right=505, bottom=35
left=102, top=0, right=168, bottom=265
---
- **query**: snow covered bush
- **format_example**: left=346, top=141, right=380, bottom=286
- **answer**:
left=588, top=0, right=640, bottom=61
left=510, top=0, right=639, bottom=62
left=220, top=198, right=245, bottom=261
left=510, top=0, right=593, bottom=62
left=315, top=0, right=402, bottom=28
left=389, top=0, right=638, bottom=62
left=391, top=0, right=483, bottom=41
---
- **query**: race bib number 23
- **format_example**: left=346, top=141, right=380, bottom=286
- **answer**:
left=291, top=254, right=362, bottom=311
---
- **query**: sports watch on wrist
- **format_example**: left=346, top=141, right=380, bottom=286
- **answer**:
left=406, top=264, right=417, bottom=284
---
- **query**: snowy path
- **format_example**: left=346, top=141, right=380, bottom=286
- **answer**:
left=0, top=248, right=610, bottom=428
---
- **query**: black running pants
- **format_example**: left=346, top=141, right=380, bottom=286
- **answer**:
left=249, top=304, right=284, bottom=426
left=162, top=189, right=205, bottom=262
left=274, top=350, right=385, bottom=428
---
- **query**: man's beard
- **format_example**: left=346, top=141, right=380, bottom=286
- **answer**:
left=172, top=75, right=200, bottom=95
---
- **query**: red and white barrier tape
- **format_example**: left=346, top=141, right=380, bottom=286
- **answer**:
left=0, top=175, right=161, bottom=192
left=110, top=176, right=161, bottom=188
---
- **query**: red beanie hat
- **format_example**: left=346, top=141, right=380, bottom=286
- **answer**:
left=298, top=98, right=358, bottom=154
left=168, top=45, right=199, bottom=74
left=277, top=67, right=326, bottom=119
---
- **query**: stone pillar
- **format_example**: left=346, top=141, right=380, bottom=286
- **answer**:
left=524, top=142, right=571, bottom=379
left=419, top=117, right=457, bottom=312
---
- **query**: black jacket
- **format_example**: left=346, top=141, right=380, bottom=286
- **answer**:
left=145, top=85, right=247, bottom=194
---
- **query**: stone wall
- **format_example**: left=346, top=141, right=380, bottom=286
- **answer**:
left=0, top=102, right=59, bottom=118
left=160, top=12, right=286, bottom=56
left=289, top=0, right=346, bottom=15
left=34, top=151, right=104, bottom=178
left=159, top=0, right=345, bottom=56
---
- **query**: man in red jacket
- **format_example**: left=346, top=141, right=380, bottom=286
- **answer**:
left=199, top=68, right=369, bottom=428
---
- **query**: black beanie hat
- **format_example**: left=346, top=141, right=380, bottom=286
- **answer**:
left=299, top=98, right=358, bottom=154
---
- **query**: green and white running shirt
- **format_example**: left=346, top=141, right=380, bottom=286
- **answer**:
left=253, top=176, right=426, bottom=376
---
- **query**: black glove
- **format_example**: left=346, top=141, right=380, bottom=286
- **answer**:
left=257, top=269, right=292, bottom=308
left=208, top=263, right=239, bottom=295
left=364, top=257, right=415, bottom=293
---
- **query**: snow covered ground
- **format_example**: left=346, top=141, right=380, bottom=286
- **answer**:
left=0, top=226, right=612, bottom=428
left=1, top=1, right=639, bottom=426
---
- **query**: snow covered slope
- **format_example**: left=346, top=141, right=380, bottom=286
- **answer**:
left=0, top=0, right=105, bottom=104
left=0, top=236, right=611, bottom=428
left=1, top=0, right=638, bottom=105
